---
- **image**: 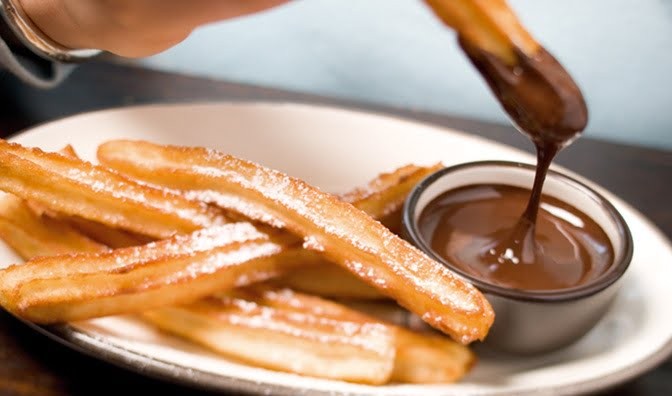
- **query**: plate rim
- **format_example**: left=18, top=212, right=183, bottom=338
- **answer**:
left=7, top=101, right=672, bottom=396
left=29, top=321, right=672, bottom=396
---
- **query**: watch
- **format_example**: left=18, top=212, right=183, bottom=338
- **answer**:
left=0, top=0, right=100, bottom=62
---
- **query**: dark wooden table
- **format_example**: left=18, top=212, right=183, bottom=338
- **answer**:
left=0, top=61, right=670, bottom=395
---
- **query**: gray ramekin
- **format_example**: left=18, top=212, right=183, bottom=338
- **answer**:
left=402, top=161, right=633, bottom=354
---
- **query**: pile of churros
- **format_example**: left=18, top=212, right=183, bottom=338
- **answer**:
left=0, top=139, right=494, bottom=385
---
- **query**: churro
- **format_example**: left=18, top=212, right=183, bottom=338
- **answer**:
left=97, top=140, right=494, bottom=343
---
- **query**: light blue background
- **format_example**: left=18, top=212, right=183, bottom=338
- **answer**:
left=137, top=0, right=672, bottom=149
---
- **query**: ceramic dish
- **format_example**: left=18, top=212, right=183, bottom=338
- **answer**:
left=3, top=102, right=672, bottom=396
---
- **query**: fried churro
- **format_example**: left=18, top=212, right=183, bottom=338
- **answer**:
left=104, top=160, right=440, bottom=300
left=0, top=199, right=473, bottom=384
left=144, top=286, right=474, bottom=384
left=0, top=192, right=105, bottom=260
left=143, top=292, right=396, bottom=385
left=0, top=223, right=308, bottom=323
left=0, top=139, right=224, bottom=239
left=342, top=163, right=442, bottom=234
left=424, top=0, right=538, bottom=65
left=98, top=140, right=494, bottom=343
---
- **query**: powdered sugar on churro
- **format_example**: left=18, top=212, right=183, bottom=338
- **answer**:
left=96, top=141, right=494, bottom=342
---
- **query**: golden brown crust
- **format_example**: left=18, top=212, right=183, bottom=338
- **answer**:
left=144, top=287, right=474, bottom=384
left=277, top=164, right=443, bottom=299
left=0, top=139, right=479, bottom=383
left=58, top=144, right=79, bottom=159
left=102, top=159, right=439, bottom=299
left=391, top=327, right=475, bottom=383
left=0, top=139, right=225, bottom=239
left=143, top=292, right=396, bottom=385
left=274, top=264, right=384, bottom=299
left=340, top=164, right=423, bottom=204
left=98, top=140, right=494, bottom=343
left=425, top=0, right=539, bottom=64
left=60, top=216, right=154, bottom=248
left=39, top=144, right=153, bottom=248
left=0, top=223, right=306, bottom=323
left=241, top=286, right=475, bottom=383
left=342, top=163, right=443, bottom=233
left=0, top=192, right=105, bottom=260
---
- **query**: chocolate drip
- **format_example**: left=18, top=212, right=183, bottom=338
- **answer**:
left=430, top=38, right=596, bottom=290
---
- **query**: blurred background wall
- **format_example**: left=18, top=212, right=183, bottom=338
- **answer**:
left=136, top=0, right=672, bottom=149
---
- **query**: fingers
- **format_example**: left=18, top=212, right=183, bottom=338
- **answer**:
left=18, top=0, right=289, bottom=57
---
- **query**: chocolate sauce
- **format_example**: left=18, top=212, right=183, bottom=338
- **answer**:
left=459, top=38, right=588, bottom=147
left=419, top=184, right=613, bottom=290
left=422, top=37, right=594, bottom=289
left=461, top=37, right=587, bottom=223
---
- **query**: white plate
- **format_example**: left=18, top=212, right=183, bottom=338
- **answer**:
left=5, top=103, right=672, bottom=396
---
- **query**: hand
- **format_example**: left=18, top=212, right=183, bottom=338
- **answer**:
left=18, top=0, right=288, bottom=57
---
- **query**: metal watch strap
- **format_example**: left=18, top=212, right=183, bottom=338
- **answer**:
left=0, top=0, right=100, bottom=62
